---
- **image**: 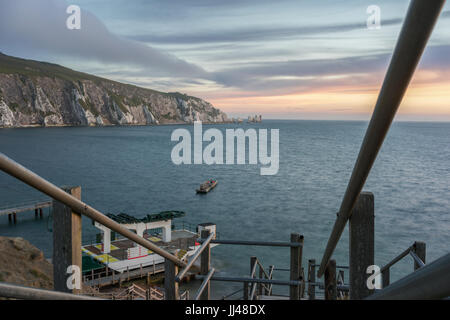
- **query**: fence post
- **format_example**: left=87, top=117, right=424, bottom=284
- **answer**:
left=290, top=233, right=303, bottom=300
left=324, top=259, right=337, bottom=300
left=349, top=192, right=374, bottom=299
left=412, top=241, right=426, bottom=270
left=52, top=186, right=82, bottom=294
left=200, top=229, right=211, bottom=300
left=382, top=268, right=390, bottom=288
left=164, top=259, right=179, bottom=300
left=308, top=259, right=316, bottom=300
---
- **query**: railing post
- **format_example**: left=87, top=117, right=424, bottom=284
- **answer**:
left=324, top=259, right=337, bottom=300
left=290, top=233, right=303, bottom=300
left=200, top=229, right=211, bottom=300
left=243, top=282, right=249, bottom=300
left=164, top=259, right=179, bottom=300
left=412, top=241, right=426, bottom=270
left=52, top=186, right=82, bottom=294
left=349, top=192, right=374, bottom=299
left=382, top=268, right=390, bottom=288
left=250, top=256, right=257, bottom=300
left=307, top=259, right=316, bottom=300
left=258, top=265, right=263, bottom=297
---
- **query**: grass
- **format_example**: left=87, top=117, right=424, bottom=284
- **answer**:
left=108, top=91, right=129, bottom=114
left=8, top=102, right=19, bottom=112
left=78, top=98, right=99, bottom=117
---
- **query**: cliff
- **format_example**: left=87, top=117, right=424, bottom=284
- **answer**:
left=0, top=237, right=53, bottom=290
left=0, top=53, right=228, bottom=127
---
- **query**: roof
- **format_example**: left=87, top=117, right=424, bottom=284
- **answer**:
left=105, top=211, right=185, bottom=224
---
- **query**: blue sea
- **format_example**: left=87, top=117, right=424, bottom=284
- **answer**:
left=0, top=120, right=449, bottom=298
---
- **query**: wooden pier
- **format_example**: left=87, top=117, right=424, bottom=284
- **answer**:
left=0, top=199, right=51, bottom=223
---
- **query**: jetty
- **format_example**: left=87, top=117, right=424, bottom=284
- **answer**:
left=0, top=199, right=51, bottom=223
left=0, top=0, right=449, bottom=301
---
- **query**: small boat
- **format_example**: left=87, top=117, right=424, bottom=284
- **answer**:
left=196, top=179, right=218, bottom=194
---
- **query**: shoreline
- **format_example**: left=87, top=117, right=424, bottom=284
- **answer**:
left=0, top=120, right=236, bottom=130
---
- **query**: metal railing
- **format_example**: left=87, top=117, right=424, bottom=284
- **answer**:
left=194, top=268, right=215, bottom=300
left=367, top=253, right=450, bottom=300
left=318, top=0, right=446, bottom=277
left=175, top=231, right=215, bottom=282
left=194, top=233, right=304, bottom=300
left=377, top=241, right=425, bottom=287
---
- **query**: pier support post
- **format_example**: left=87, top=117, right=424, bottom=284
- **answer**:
left=289, top=233, right=303, bottom=300
left=8, top=213, right=11, bottom=223
left=13, top=212, right=16, bottom=224
left=349, top=192, right=374, bottom=300
left=308, top=259, right=316, bottom=300
left=324, top=259, right=337, bottom=300
left=412, top=241, right=426, bottom=270
left=164, top=259, right=179, bottom=300
left=52, top=186, right=82, bottom=294
left=35, top=209, right=38, bottom=218
left=200, top=229, right=211, bottom=300
left=39, top=208, right=43, bottom=219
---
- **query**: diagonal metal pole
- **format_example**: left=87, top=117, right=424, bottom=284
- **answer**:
left=317, top=0, right=446, bottom=277
left=0, top=152, right=186, bottom=268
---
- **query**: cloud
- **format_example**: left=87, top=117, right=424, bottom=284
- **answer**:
left=126, top=18, right=403, bottom=45
left=0, top=0, right=207, bottom=78
left=208, top=43, right=450, bottom=95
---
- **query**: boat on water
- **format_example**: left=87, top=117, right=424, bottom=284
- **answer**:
left=196, top=179, right=218, bottom=193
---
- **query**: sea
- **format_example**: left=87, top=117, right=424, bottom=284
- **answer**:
left=0, top=120, right=449, bottom=298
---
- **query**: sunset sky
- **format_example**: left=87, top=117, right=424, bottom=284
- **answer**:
left=1, top=0, right=450, bottom=120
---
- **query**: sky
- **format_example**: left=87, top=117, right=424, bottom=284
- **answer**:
left=1, top=0, right=450, bottom=121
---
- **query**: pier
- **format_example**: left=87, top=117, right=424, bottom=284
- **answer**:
left=0, top=199, right=51, bottom=223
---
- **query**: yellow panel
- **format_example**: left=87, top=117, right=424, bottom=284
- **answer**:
left=94, top=244, right=119, bottom=251
left=94, top=254, right=119, bottom=263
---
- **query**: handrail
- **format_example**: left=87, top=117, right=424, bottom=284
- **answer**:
left=0, top=282, right=103, bottom=300
left=197, top=239, right=303, bottom=247
left=380, top=245, right=413, bottom=273
left=196, top=275, right=303, bottom=286
left=317, top=0, right=446, bottom=277
left=194, top=268, right=215, bottom=300
left=0, top=152, right=186, bottom=268
left=409, top=250, right=425, bottom=268
left=367, top=253, right=450, bottom=300
left=175, top=231, right=215, bottom=282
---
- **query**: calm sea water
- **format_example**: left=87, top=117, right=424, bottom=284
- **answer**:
left=0, top=120, right=449, bottom=298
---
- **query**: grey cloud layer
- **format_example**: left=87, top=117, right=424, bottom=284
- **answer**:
left=127, top=19, right=403, bottom=45
left=0, top=0, right=207, bottom=78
